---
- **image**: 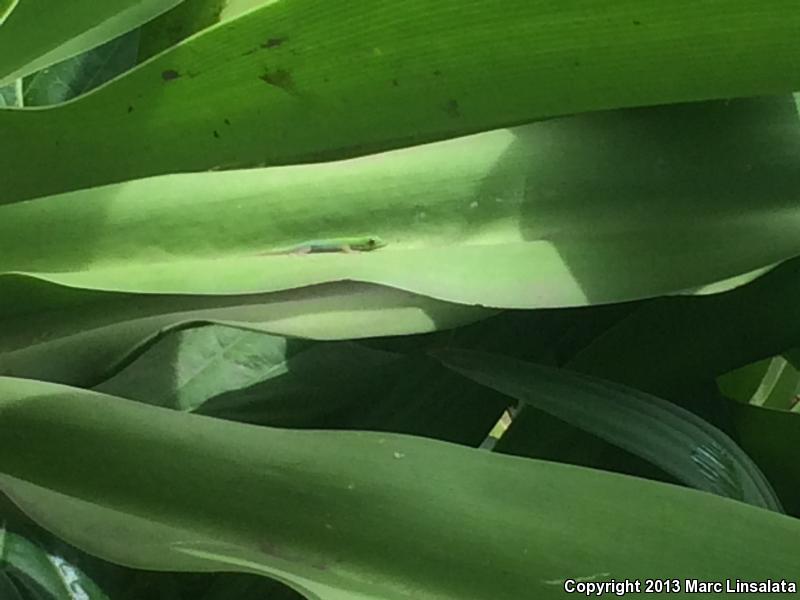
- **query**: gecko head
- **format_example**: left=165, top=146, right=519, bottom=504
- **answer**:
left=364, top=237, right=386, bottom=250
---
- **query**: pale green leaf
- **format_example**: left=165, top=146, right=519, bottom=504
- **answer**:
left=2, top=99, right=799, bottom=311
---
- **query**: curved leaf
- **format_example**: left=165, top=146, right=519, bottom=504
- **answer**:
left=0, top=0, right=183, bottom=85
left=1, top=378, right=799, bottom=600
left=0, top=280, right=492, bottom=385
left=2, top=98, right=799, bottom=311
left=0, top=525, right=109, bottom=600
left=434, top=348, right=783, bottom=511
left=2, top=0, right=800, bottom=200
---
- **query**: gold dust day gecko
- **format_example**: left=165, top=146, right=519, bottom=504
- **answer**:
left=258, top=236, right=387, bottom=255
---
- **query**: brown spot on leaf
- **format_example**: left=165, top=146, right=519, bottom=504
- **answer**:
left=161, top=69, right=180, bottom=81
left=443, top=99, right=460, bottom=118
left=261, top=37, right=287, bottom=49
left=260, top=68, right=295, bottom=93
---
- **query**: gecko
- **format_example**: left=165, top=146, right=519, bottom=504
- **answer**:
left=258, top=236, right=386, bottom=255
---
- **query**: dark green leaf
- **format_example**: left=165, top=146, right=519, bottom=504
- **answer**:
left=435, top=348, right=783, bottom=511
left=0, top=523, right=110, bottom=600
left=22, top=31, right=140, bottom=106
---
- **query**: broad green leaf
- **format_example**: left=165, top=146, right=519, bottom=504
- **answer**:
left=1, top=378, right=799, bottom=600
left=0, top=0, right=184, bottom=85
left=2, top=98, right=799, bottom=311
left=0, top=525, right=109, bottom=600
left=0, top=280, right=491, bottom=385
left=2, top=2, right=800, bottom=200
left=434, top=349, right=783, bottom=511
left=22, top=31, right=141, bottom=106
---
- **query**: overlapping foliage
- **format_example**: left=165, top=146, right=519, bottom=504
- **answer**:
left=2, top=1, right=799, bottom=598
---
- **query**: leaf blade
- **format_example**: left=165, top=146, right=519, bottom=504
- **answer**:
left=434, top=348, right=784, bottom=511
left=3, top=0, right=800, bottom=200
left=1, top=377, right=799, bottom=599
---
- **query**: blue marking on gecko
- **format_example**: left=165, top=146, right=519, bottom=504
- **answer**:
left=259, top=236, right=387, bottom=255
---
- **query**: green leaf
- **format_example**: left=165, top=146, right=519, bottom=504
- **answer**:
left=137, top=0, right=226, bottom=61
left=718, top=356, right=800, bottom=411
left=0, top=280, right=491, bottom=385
left=0, top=0, right=184, bottom=85
left=0, top=79, right=21, bottom=107
left=0, top=524, right=110, bottom=600
left=494, top=408, right=675, bottom=485
left=93, top=325, right=318, bottom=412
left=2, top=98, right=799, bottom=311
left=94, top=324, right=506, bottom=445
left=3, top=1, right=800, bottom=200
left=434, top=348, right=783, bottom=511
left=217, top=0, right=268, bottom=21
left=1, top=377, right=799, bottom=600
left=22, top=31, right=141, bottom=106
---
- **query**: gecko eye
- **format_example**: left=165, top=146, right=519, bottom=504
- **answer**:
left=367, top=238, right=377, bottom=247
